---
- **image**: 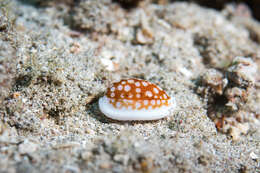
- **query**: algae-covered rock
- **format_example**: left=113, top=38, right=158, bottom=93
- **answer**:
left=197, top=56, right=259, bottom=140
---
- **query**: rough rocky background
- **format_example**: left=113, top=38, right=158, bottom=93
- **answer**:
left=0, top=0, right=259, bottom=172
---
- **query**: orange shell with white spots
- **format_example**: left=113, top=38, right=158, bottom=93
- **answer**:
left=98, top=79, right=175, bottom=121
left=107, top=79, right=170, bottom=110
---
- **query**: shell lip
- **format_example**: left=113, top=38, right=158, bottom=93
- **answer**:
left=98, top=96, right=176, bottom=121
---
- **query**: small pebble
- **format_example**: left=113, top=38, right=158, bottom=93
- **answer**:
left=18, top=140, right=38, bottom=154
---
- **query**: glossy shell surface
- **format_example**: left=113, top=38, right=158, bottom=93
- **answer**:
left=98, top=79, right=175, bottom=121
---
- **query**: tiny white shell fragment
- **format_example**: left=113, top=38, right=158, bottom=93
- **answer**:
left=100, top=58, right=115, bottom=71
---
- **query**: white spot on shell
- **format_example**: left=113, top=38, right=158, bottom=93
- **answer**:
left=128, top=94, right=133, bottom=98
left=144, top=100, right=148, bottom=105
left=111, top=99, right=115, bottom=103
left=162, top=100, right=166, bottom=103
left=136, top=94, right=141, bottom=98
left=160, top=96, right=162, bottom=99
left=142, top=81, right=148, bottom=86
left=153, top=87, right=159, bottom=94
left=128, top=79, right=134, bottom=83
left=118, top=85, right=123, bottom=90
left=110, top=93, right=115, bottom=97
left=122, top=81, right=126, bottom=84
left=111, top=87, right=115, bottom=92
left=158, top=86, right=163, bottom=91
left=136, top=102, right=141, bottom=109
left=125, top=85, right=131, bottom=92
left=116, top=102, right=121, bottom=108
left=151, top=100, right=155, bottom=105
left=157, top=100, right=160, bottom=104
left=148, top=106, right=152, bottom=110
left=146, top=91, right=153, bottom=97
left=163, top=94, right=167, bottom=99
left=120, top=93, right=124, bottom=98
left=154, top=95, right=158, bottom=98
left=135, top=82, right=140, bottom=87
left=136, top=88, right=141, bottom=93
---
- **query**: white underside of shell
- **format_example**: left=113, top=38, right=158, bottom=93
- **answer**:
left=98, top=96, right=176, bottom=121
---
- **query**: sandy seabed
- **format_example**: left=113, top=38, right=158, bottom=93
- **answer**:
left=0, top=0, right=259, bottom=172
